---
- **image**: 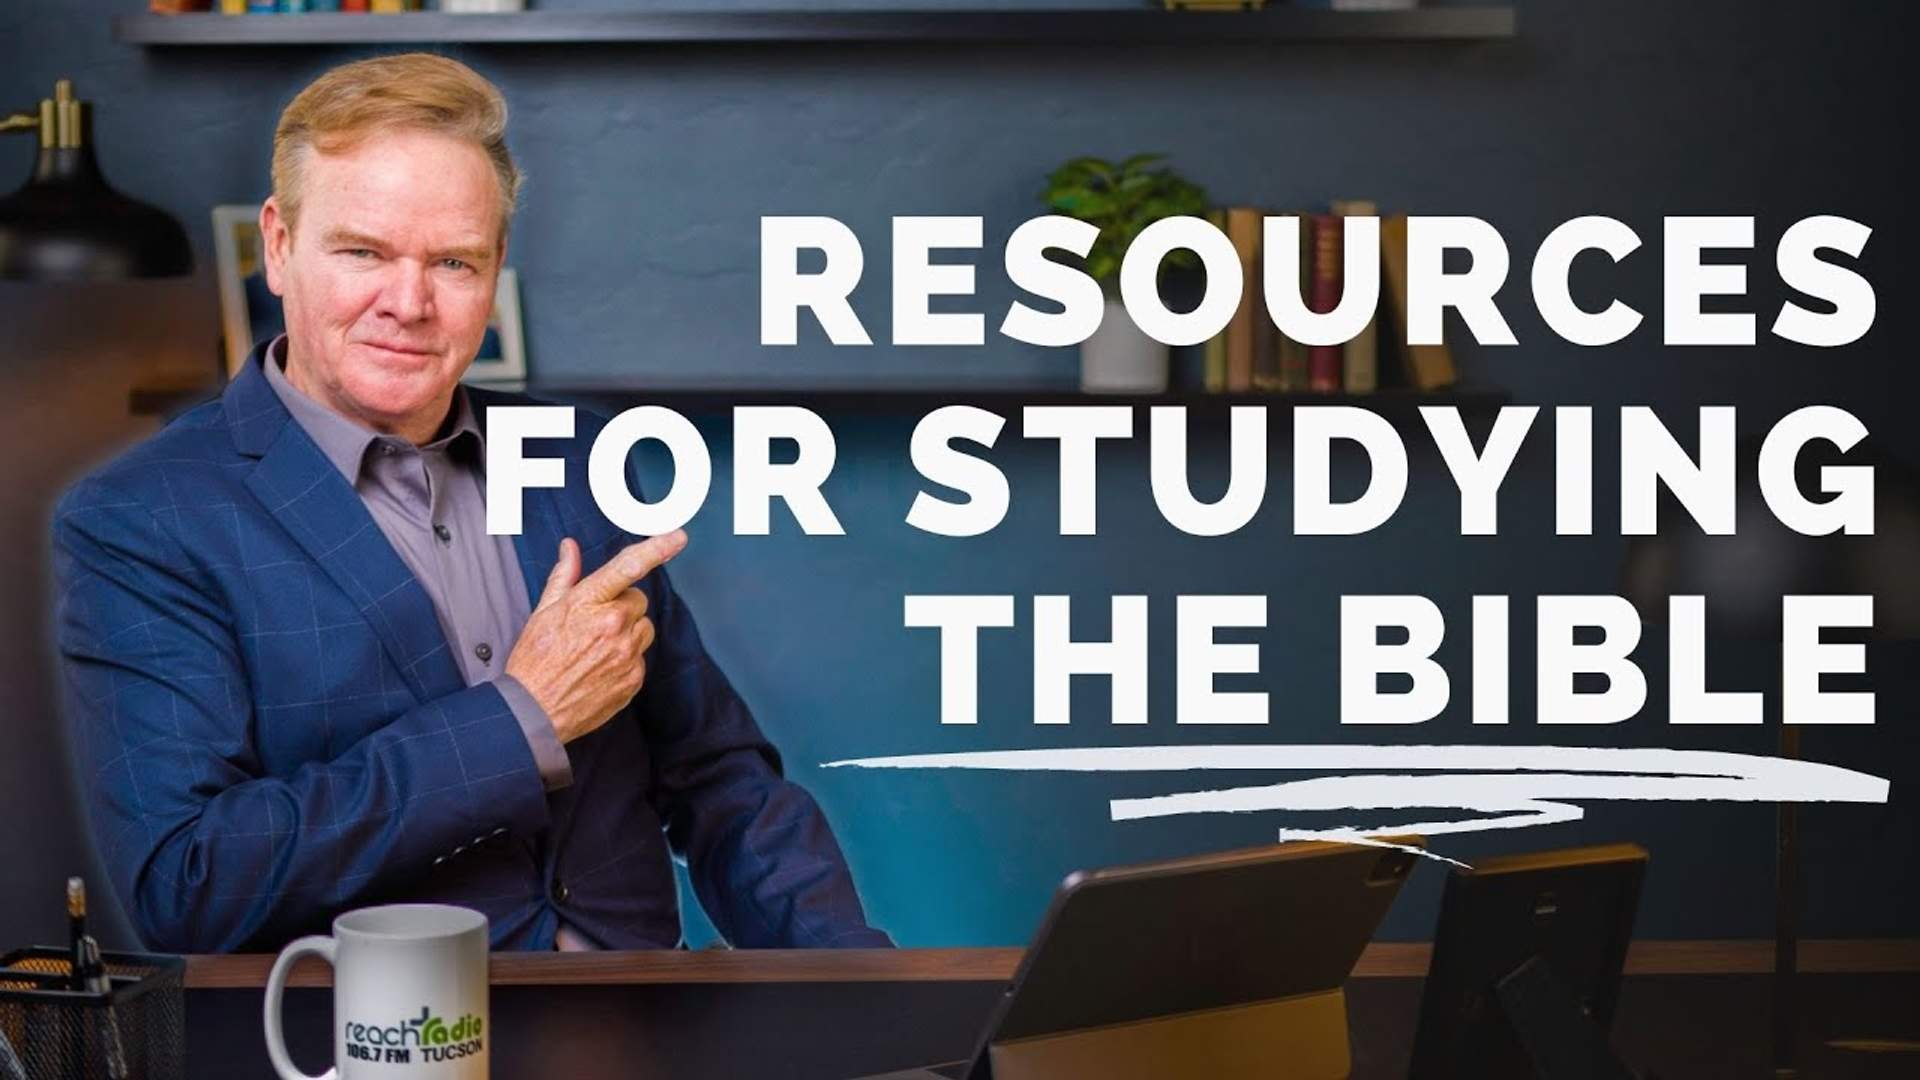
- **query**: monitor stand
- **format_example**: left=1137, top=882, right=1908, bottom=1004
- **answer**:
left=1493, top=956, right=1643, bottom=1080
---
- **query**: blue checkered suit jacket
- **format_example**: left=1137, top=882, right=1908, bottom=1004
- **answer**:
left=53, top=343, right=889, bottom=953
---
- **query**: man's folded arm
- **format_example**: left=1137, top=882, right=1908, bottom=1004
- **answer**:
left=53, top=480, right=552, bottom=954
left=637, top=567, right=892, bottom=949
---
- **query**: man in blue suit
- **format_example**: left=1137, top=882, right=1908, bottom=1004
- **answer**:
left=53, top=54, right=889, bottom=953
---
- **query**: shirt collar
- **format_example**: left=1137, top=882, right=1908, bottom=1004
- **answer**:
left=261, top=335, right=483, bottom=481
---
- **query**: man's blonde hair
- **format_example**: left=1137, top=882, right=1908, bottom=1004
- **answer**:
left=271, top=52, right=522, bottom=239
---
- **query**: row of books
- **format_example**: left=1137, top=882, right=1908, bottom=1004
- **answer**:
left=1201, top=204, right=1456, bottom=395
left=151, top=0, right=524, bottom=12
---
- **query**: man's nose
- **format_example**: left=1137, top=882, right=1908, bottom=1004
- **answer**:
left=376, top=261, right=435, bottom=324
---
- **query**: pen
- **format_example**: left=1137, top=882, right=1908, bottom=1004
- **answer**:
left=62, top=877, right=89, bottom=1075
left=81, top=936, right=128, bottom=1080
left=65, top=878, right=128, bottom=1078
left=67, top=877, right=88, bottom=993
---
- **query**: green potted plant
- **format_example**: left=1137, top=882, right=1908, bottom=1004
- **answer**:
left=1043, top=153, right=1209, bottom=392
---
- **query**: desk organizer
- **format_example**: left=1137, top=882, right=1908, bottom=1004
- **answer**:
left=0, top=948, right=183, bottom=1080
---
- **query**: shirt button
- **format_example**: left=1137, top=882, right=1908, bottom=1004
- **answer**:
left=551, top=879, right=571, bottom=905
left=474, top=642, right=493, bottom=663
left=434, top=523, right=452, bottom=543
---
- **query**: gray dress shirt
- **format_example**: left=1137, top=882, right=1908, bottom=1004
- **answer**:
left=265, top=338, right=605, bottom=950
left=261, top=337, right=572, bottom=789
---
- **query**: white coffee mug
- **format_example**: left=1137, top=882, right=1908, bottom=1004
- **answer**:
left=263, top=904, right=490, bottom=1080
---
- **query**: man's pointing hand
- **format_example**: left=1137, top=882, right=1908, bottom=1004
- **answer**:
left=508, top=529, right=689, bottom=744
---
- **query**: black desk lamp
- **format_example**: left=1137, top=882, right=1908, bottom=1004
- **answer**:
left=0, top=79, right=191, bottom=280
left=1622, top=435, right=1920, bottom=1079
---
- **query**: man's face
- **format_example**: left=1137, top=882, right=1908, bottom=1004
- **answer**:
left=261, top=128, right=505, bottom=441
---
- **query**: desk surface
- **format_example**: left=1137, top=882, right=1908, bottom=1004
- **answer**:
left=190, top=941, right=1920, bottom=1079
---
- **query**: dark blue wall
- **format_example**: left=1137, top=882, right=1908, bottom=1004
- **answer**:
left=3, top=0, right=1916, bottom=950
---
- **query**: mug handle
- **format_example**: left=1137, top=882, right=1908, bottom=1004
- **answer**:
left=263, top=935, right=338, bottom=1080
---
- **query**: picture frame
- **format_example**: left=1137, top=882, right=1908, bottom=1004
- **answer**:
left=211, top=203, right=528, bottom=388
left=466, top=267, right=527, bottom=388
left=211, top=203, right=278, bottom=378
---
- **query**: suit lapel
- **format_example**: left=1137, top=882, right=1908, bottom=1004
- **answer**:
left=229, top=344, right=468, bottom=705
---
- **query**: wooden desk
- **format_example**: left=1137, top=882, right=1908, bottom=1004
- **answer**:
left=188, top=941, right=1920, bottom=1079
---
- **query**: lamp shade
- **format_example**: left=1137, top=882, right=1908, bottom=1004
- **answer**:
left=1621, top=436, right=1920, bottom=639
left=0, top=86, right=191, bottom=281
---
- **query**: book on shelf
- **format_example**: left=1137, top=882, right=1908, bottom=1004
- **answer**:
left=1379, top=213, right=1458, bottom=390
left=1250, top=225, right=1280, bottom=391
left=1275, top=212, right=1313, bottom=392
left=1330, top=199, right=1379, bottom=394
left=1307, top=212, right=1344, bottom=392
left=1187, top=205, right=1455, bottom=397
left=1207, top=208, right=1311, bottom=395
left=203, top=0, right=382, bottom=9
left=1164, top=202, right=1470, bottom=398
left=208, top=0, right=436, bottom=10
left=1224, top=207, right=1262, bottom=393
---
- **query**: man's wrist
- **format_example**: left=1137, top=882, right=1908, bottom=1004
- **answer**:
left=495, top=675, right=573, bottom=791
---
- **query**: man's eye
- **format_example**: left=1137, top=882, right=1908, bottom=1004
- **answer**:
left=341, top=248, right=376, bottom=259
left=440, top=258, right=472, bottom=272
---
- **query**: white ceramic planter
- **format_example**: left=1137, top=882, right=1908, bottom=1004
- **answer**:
left=1079, top=297, right=1168, bottom=393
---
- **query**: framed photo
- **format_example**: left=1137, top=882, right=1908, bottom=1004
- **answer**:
left=211, top=203, right=280, bottom=377
left=465, top=267, right=527, bottom=388
left=211, top=203, right=528, bottom=387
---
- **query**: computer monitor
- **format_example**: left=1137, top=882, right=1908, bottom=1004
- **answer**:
left=1409, top=842, right=1649, bottom=1080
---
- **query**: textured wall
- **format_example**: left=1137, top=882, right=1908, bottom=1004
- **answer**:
left=2, top=0, right=1917, bottom=950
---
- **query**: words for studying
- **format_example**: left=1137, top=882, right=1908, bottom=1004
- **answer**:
left=484, top=402, right=1873, bottom=541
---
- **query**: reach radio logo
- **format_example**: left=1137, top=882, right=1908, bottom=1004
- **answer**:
left=343, top=1006, right=486, bottom=1065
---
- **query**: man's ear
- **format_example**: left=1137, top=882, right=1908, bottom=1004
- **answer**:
left=259, top=198, right=291, bottom=297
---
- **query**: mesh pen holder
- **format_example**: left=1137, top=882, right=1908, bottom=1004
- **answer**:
left=0, top=948, right=183, bottom=1080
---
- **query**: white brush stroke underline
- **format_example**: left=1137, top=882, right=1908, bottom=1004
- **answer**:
left=820, top=745, right=1889, bottom=854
